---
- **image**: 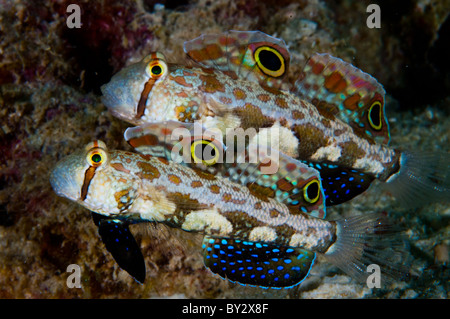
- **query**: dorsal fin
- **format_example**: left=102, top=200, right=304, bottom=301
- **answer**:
left=230, top=143, right=326, bottom=219
left=124, top=121, right=224, bottom=171
left=294, top=53, right=390, bottom=144
left=125, top=121, right=326, bottom=219
left=184, top=30, right=290, bottom=89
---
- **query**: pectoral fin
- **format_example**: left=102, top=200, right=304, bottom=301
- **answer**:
left=92, top=212, right=146, bottom=283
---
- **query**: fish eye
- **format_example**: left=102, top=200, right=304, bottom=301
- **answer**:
left=145, top=55, right=167, bottom=79
left=86, top=148, right=108, bottom=167
left=190, top=139, right=220, bottom=166
left=368, top=100, right=383, bottom=131
left=91, top=153, right=102, bottom=163
left=151, top=65, right=162, bottom=75
left=254, top=46, right=286, bottom=78
left=303, top=179, right=321, bottom=204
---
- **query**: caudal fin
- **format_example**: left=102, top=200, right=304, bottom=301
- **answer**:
left=324, top=213, right=411, bottom=286
left=383, top=151, right=450, bottom=207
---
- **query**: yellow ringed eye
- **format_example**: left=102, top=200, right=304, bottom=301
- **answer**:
left=150, top=63, right=163, bottom=77
left=368, top=101, right=383, bottom=131
left=254, top=46, right=286, bottom=78
left=91, top=153, right=102, bottom=163
left=86, top=148, right=107, bottom=167
left=190, top=139, right=220, bottom=166
left=145, top=57, right=167, bottom=79
left=303, top=179, right=321, bottom=204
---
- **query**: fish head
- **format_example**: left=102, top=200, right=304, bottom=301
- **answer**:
left=101, top=52, right=169, bottom=125
left=52, top=141, right=147, bottom=283
left=50, top=140, right=112, bottom=211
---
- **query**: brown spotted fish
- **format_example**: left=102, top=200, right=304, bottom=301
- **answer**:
left=101, top=30, right=449, bottom=207
left=50, top=140, right=409, bottom=287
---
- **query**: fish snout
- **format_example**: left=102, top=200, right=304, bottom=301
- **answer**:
left=50, top=153, right=85, bottom=201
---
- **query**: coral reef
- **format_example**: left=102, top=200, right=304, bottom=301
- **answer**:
left=0, top=0, right=448, bottom=298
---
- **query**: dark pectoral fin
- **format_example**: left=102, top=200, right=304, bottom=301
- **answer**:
left=92, top=213, right=146, bottom=283
left=91, top=211, right=106, bottom=227
left=202, top=236, right=315, bottom=289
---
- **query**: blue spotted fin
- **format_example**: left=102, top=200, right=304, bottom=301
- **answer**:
left=125, top=121, right=326, bottom=219
left=302, top=161, right=375, bottom=206
left=383, top=151, right=450, bottom=207
left=324, top=213, right=411, bottom=285
left=202, top=236, right=315, bottom=289
left=294, top=53, right=390, bottom=144
left=184, top=30, right=290, bottom=89
left=92, top=213, right=146, bottom=283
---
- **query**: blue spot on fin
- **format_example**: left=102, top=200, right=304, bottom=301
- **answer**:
left=301, top=161, right=375, bottom=206
left=201, top=235, right=316, bottom=289
left=92, top=212, right=146, bottom=283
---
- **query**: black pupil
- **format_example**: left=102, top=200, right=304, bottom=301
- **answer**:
left=92, top=154, right=102, bottom=163
left=307, top=181, right=319, bottom=200
left=152, top=65, right=162, bottom=75
left=194, top=142, right=216, bottom=161
left=259, top=49, right=282, bottom=71
left=369, top=103, right=381, bottom=128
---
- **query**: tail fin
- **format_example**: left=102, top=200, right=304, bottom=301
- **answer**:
left=383, top=151, right=450, bottom=207
left=324, top=213, right=411, bottom=286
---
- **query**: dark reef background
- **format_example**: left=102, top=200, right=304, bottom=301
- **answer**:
left=0, top=0, right=448, bottom=298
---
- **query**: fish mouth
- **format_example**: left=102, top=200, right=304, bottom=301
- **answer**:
left=101, top=80, right=143, bottom=126
left=100, top=83, right=128, bottom=113
left=100, top=63, right=148, bottom=125
left=49, top=153, right=85, bottom=202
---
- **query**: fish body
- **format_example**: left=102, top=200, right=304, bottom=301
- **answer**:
left=107, top=61, right=398, bottom=178
left=50, top=141, right=332, bottom=251
left=102, top=31, right=449, bottom=206
left=50, top=141, right=409, bottom=287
